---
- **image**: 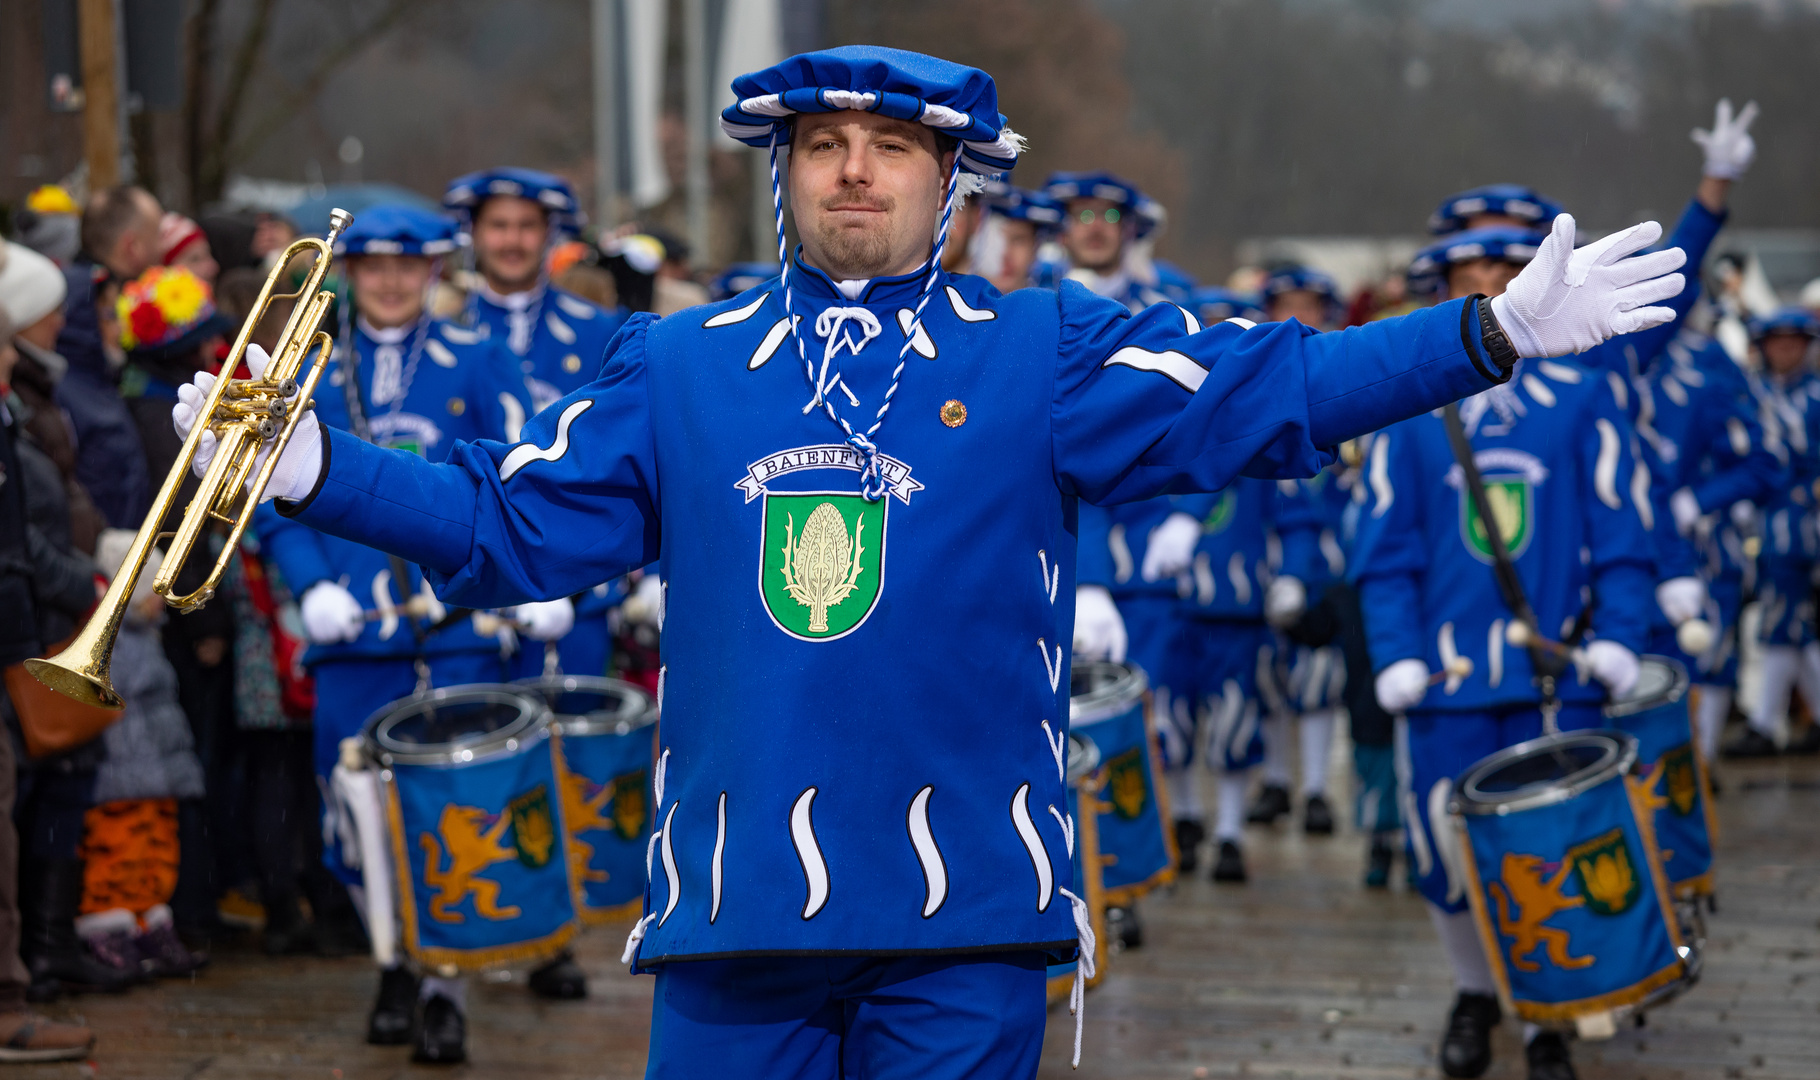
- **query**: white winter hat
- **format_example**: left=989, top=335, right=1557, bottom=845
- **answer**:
left=96, top=527, right=163, bottom=607
left=0, top=240, right=69, bottom=333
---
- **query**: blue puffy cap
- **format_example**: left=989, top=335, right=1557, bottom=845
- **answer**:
left=1428, top=184, right=1563, bottom=236
left=1406, top=226, right=1544, bottom=296
left=719, top=46, right=1023, bottom=176
left=709, top=262, right=780, bottom=302
left=1042, top=171, right=1164, bottom=238
left=979, top=180, right=1064, bottom=231
left=332, top=203, right=459, bottom=257
left=1749, top=307, right=1820, bottom=342
left=1191, top=287, right=1265, bottom=325
left=1262, top=265, right=1341, bottom=307
left=442, top=168, right=582, bottom=234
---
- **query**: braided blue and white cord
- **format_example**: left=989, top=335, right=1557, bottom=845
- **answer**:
left=768, top=126, right=965, bottom=502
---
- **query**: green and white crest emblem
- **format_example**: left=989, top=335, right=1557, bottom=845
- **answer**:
left=761, top=493, right=885, bottom=640
left=1202, top=489, right=1237, bottom=535
left=1461, top=478, right=1534, bottom=563
left=739, top=445, right=923, bottom=643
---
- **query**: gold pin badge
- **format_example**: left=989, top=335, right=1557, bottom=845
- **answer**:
left=447, top=397, right=466, bottom=416
left=940, top=399, right=967, bottom=428
left=563, top=354, right=582, bottom=373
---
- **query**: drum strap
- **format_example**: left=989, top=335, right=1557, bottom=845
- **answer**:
left=1441, top=404, right=1574, bottom=716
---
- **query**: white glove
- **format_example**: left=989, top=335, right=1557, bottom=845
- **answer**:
left=1374, top=658, right=1430, bottom=714
left=300, top=581, right=364, bottom=644
left=1264, top=576, right=1307, bottom=629
left=512, top=598, right=575, bottom=641
left=1583, top=640, right=1641, bottom=699
left=173, top=344, right=324, bottom=503
left=1656, top=576, right=1707, bottom=626
left=1669, top=487, right=1704, bottom=536
left=1692, top=99, right=1759, bottom=181
left=1140, top=512, right=1202, bottom=582
left=620, top=573, right=665, bottom=628
left=1072, top=585, right=1128, bottom=663
left=1489, top=214, right=1687, bottom=358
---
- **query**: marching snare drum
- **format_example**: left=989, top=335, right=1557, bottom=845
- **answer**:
left=518, top=674, right=657, bottom=922
left=1451, top=729, right=1696, bottom=1033
left=1069, top=661, right=1176, bottom=904
left=1604, top=656, right=1717, bottom=897
left=1047, top=733, right=1108, bottom=1007
left=366, top=684, right=580, bottom=970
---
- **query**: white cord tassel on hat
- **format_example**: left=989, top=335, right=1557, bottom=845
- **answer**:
left=770, top=126, right=965, bottom=502
left=1058, top=886, right=1096, bottom=1068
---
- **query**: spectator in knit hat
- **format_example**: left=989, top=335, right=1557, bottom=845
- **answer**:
left=157, top=214, right=219, bottom=287
left=11, top=187, right=81, bottom=267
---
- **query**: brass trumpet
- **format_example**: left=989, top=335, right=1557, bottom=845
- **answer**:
left=26, top=209, right=355, bottom=708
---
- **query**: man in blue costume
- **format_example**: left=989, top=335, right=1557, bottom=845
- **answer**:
left=246, top=206, right=568, bottom=1064
left=178, top=47, right=1685, bottom=1079
left=444, top=169, right=634, bottom=687
left=966, top=181, right=1064, bottom=295
left=1041, top=172, right=1181, bottom=311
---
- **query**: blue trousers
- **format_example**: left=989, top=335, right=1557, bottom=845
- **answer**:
left=1398, top=704, right=1601, bottom=912
left=311, top=653, right=508, bottom=883
left=645, top=953, right=1047, bottom=1080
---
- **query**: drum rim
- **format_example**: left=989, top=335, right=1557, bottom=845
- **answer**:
left=1602, top=655, right=1690, bottom=718
left=514, top=674, right=657, bottom=736
left=1070, top=660, right=1148, bottom=726
left=1454, top=729, right=1640, bottom=815
left=1067, top=732, right=1102, bottom=783
left=367, top=684, right=552, bottom=766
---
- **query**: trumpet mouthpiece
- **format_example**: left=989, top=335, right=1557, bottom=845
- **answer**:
left=325, top=208, right=355, bottom=243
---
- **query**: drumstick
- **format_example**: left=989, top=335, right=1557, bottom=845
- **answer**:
left=1504, top=620, right=1577, bottom=658
left=1428, top=657, right=1473, bottom=685
left=363, top=595, right=436, bottom=622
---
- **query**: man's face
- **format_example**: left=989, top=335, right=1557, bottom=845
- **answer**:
left=473, top=196, right=550, bottom=292
left=789, top=111, right=950, bottom=281
left=1267, top=290, right=1332, bottom=329
left=1761, top=332, right=1813, bottom=378
left=997, top=220, right=1040, bottom=291
left=1445, top=257, right=1524, bottom=301
left=115, top=190, right=165, bottom=279
left=349, top=254, right=433, bottom=328
left=1062, top=197, right=1128, bottom=273
left=1463, top=212, right=1534, bottom=231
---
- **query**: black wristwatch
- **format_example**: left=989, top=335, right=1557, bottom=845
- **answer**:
left=1475, top=295, right=1519, bottom=379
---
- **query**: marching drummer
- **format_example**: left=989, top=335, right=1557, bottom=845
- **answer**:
left=1352, top=225, right=1661, bottom=1080
left=181, top=45, right=1686, bottom=1076
left=1249, top=267, right=1347, bottom=836
left=1041, top=171, right=1182, bottom=310
left=249, top=204, right=570, bottom=1064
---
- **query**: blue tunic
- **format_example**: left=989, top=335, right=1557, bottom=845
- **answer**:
left=256, top=319, right=531, bottom=663
left=471, top=284, right=630, bottom=414
left=283, top=259, right=1503, bottom=963
left=1351, top=359, right=1657, bottom=712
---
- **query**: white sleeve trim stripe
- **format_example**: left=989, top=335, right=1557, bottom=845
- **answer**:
left=704, top=293, right=770, bottom=328
left=1102, top=346, right=1207, bottom=392
left=499, top=399, right=594, bottom=482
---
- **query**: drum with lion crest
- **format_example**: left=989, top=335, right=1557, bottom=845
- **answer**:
left=1450, top=729, right=1697, bottom=1034
left=1069, top=661, right=1176, bottom=906
left=365, top=684, right=580, bottom=970
left=518, top=674, right=658, bottom=922
left=1604, top=656, right=1716, bottom=898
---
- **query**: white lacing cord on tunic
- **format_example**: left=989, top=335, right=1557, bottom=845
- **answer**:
left=802, top=306, right=881, bottom=413
left=623, top=747, right=673, bottom=966
left=620, top=912, right=657, bottom=965
left=1057, top=886, right=1097, bottom=1068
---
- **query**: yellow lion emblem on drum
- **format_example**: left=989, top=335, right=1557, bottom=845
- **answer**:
left=421, top=805, right=522, bottom=924
left=559, top=768, right=613, bottom=887
left=1489, top=853, right=1595, bottom=973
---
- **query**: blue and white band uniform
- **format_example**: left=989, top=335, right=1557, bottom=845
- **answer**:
left=281, top=234, right=1513, bottom=964
left=469, top=285, right=628, bottom=416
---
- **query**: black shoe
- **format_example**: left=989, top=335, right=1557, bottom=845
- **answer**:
left=1246, top=783, right=1291, bottom=824
left=1304, top=794, right=1335, bottom=835
left=1526, top=1031, right=1577, bottom=1080
left=367, top=967, right=419, bottom=1046
left=1173, top=818, right=1206, bottom=873
left=1104, top=905, right=1144, bottom=950
left=20, top=861, right=138, bottom=995
left=412, top=994, right=467, bottom=1065
left=1722, top=727, right=1779, bottom=759
left=1440, top=991, right=1501, bottom=1078
left=1211, top=840, right=1247, bottom=883
left=1786, top=724, right=1820, bottom=756
left=1364, top=838, right=1394, bottom=889
left=528, top=950, right=588, bottom=1000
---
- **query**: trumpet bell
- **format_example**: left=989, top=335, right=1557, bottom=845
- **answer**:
left=22, top=655, right=122, bottom=710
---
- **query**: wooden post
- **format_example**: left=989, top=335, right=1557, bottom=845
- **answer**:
left=79, top=0, right=121, bottom=188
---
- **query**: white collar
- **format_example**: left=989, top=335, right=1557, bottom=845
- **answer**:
left=358, top=317, right=413, bottom=345
left=478, top=281, right=545, bottom=312
left=833, top=279, right=871, bottom=301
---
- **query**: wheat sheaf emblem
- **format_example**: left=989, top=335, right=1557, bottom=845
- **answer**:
left=780, top=502, right=867, bottom=633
